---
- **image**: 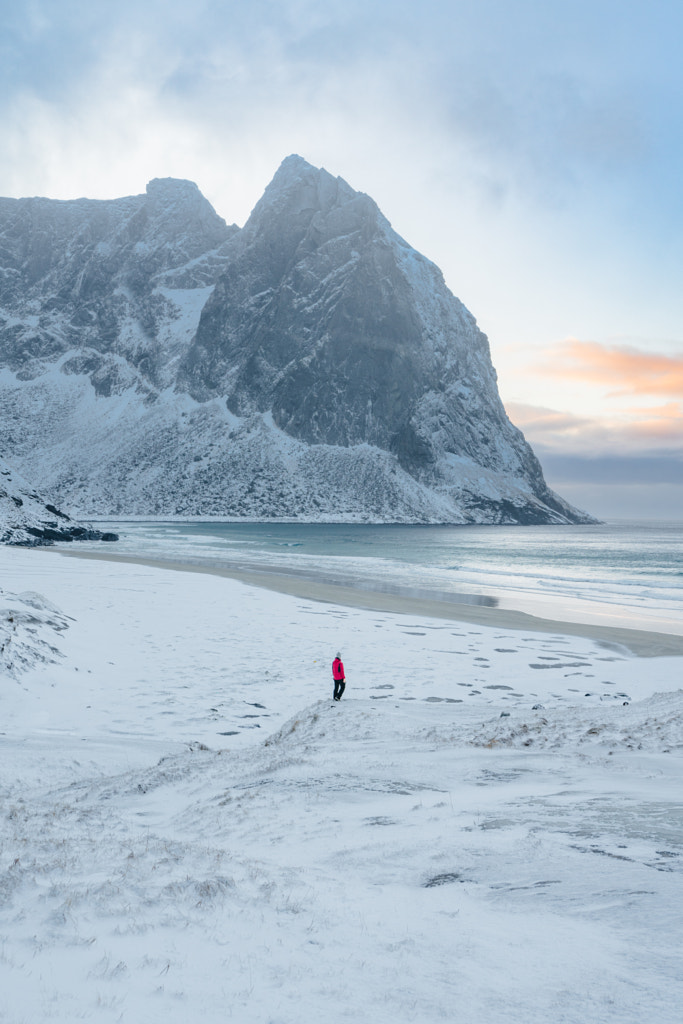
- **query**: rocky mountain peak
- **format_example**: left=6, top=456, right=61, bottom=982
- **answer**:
left=241, top=155, right=383, bottom=262
left=145, top=176, right=202, bottom=199
left=142, top=177, right=231, bottom=254
left=263, top=154, right=351, bottom=199
left=0, top=158, right=595, bottom=524
left=268, top=153, right=316, bottom=183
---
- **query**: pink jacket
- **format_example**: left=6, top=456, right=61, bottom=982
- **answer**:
left=332, top=657, right=345, bottom=680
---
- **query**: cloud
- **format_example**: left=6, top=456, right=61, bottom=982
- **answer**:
left=0, top=0, right=433, bottom=214
left=506, top=399, right=683, bottom=456
left=542, top=479, right=683, bottom=521
left=0, top=1, right=674, bottom=210
left=1, top=0, right=681, bottom=277
left=537, top=339, right=683, bottom=398
left=439, top=67, right=649, bottom=211
left=504, top=403, right=593, bottom=436
left=2, top=3, right=683, bottom=354
left=505, top=395, right=683, bottom=518
left=537, top=451, right=683, bottom=486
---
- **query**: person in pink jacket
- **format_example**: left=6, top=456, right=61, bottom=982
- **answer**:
left=332, top=652, right=345, bottom=701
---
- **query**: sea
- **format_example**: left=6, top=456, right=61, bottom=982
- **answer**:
left=72, top=519, right=683, bottom=637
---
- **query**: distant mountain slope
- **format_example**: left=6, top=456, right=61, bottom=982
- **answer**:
left=0, top=158, right=595, bottom=524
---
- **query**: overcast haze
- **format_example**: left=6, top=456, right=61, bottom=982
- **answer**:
left=1, top=0, right=681, bottom=518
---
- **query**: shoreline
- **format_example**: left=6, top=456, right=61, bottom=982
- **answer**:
left=46, top=547, right=683, bottom=658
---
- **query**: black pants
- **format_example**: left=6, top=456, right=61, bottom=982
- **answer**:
left=333, top=678, right=346, bottom=701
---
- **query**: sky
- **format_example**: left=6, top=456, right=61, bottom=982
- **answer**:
left=1, top=0, right=681, bottom=519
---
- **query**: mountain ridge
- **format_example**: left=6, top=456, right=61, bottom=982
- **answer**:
left=0, top=156, right=595, bottom=524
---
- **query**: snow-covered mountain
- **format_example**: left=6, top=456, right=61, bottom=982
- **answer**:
left=0, top=455, right=118, bottom=545
left=0, top=157, right=593, bottom=523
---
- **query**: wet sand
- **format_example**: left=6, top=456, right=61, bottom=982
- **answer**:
left=51, top=548, right=683, bottom=658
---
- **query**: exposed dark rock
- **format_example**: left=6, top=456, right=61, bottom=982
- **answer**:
left=0, top=157, right=596, bottom=524
left=0, top=455, right=119, bottom=546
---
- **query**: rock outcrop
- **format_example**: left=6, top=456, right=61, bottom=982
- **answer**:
left=0, top=456, right=118, bottom=546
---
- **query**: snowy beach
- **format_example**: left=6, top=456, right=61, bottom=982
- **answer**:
left=1, top=543, right=683, bottom=1023
left=58, top=546, right=683, bottom=658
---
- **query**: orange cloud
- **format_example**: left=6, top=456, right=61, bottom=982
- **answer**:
left=537, top=340, right=683, bottom=398
left=624, top=401, right=683, bottom=441
left=505, top=399, right=683, bottom=454
left=630, top=400, right=682, bottom=419
left=505, top=402, right=591, bottom=435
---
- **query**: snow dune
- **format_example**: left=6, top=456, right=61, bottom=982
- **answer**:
left=1, top=548, right=681, bottom=1023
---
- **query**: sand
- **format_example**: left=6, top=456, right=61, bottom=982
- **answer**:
left=51, top=548, right=683, bottom=658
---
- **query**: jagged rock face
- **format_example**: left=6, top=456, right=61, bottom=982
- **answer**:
left=0, top=455, right=118, bottom=545
left=0, top=157, right=593, bottom=524
left=182, top=160, right=447, bottom=458
left=181, top=157, right=578, bottom=521
left=0, top=179, right=237, bottom=391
